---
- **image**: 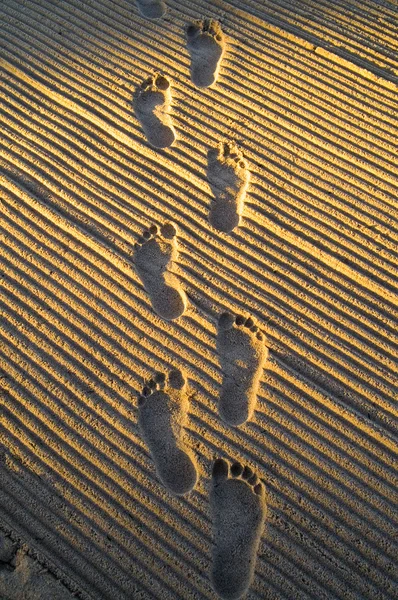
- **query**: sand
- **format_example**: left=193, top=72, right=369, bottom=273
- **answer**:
left=0, top=0, right=397, bottom=598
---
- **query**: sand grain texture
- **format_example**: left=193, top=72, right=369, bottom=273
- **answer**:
left=134, top=221, right=187, bottom=320
left=217, top=311, right=268, bottom=426
left=134, top=73, right=176, bottom=149
left=211, top=459, right=267, bottom=599
left=207, top=142, right=250, bottom=233
left=138, top=369, right=198, bottom=495
left=186, top=19, right=226, bottom=88
left=135, top=0, right=167, bottom=20
left=0, top=0, right=397, bottom=598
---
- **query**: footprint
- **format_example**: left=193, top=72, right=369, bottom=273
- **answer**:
left=207, top=141, right=250, bottom=233
left=133, top=73, right=176, bottom=149
left=216, top=311, right=268, bottom=426
left=138, top=369, right=198, bottom=495
left=134, top=222, right=187, bottom=320
left=135, top=0, right=166, bottom=19
left=211, top=458, right=267, bottom=599
left=186, top=19, right=225, bottom=88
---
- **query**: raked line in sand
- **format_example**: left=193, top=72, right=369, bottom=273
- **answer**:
left=0, top=0, right=397, bottom=598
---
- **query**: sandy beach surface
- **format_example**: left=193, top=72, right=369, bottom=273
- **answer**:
left=0, top=0, right=397, bottom=598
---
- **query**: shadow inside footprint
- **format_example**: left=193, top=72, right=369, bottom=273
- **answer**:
left=138, top=370, right=197, bottom=495
left=207, top=142, right=250, bottom=233
left=217, top=311, right=268, bottom=426
left=136, top=0, right=166, bottom=19
left=211, top=458, right=267, bottom=599
left=134, top=222, right=187, bottom=320
left=186, top=19, right=225, bottom=88
left=133, top=73, right=176, bottom=148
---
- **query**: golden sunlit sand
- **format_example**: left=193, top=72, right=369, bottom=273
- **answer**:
left=0, top=0, right=397, bottom=598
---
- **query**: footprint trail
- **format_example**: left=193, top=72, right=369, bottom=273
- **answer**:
left=134, top=73, right=176, bottom=148
left=186, top=19, right=225, bottom=88
left=138, top=369, right=197, bottom=495
left=134, top=222, right=187, bottom=320
left=207, top=142, right=250, bottom=233
left=135, top=0, right=166, bottom=20
left=217, top=311, right=268, bottom=426
left=211, top=458, right=267, bottom=599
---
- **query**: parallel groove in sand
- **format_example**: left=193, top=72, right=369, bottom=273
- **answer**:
left=1, top=260, right=396, bottom=548
left=2, top=177, right=394, bottom=422
left=1, top=83, right=396, bottom=268
left=3, top=95, right=393, bottom=288
left=1, top=1, right=397, bottom=598
left=1, top=177, right=397, bottom=433
left=1, top=231, right=396, bottom=572
left=1, top=259, right=396, bottom=528
left=1, top=390, right=324, bottom=600
left=0, top=69, right=394, bottom=292
left=2, top=239, right=394, bottom=510
left=1, top=183, right=394, bottom=440
left=0, top=133, right=394, bottom=378
left=0, top=387, right=212, bottom=594
left=5, top=0, right=397, bottom=139
left=0, top=443, right=186, bottom=600
left=2, top=4, right=394, bottom=166
left=2, top=21, right=397, bottom=195
left=1, top=222, right=395, bottom=489
left=1, top=169, right=396, bottom=440
left=2, top=7, right=393, bottom=169
left=0, top=85, right=394, bottom=298
left=0, top=128, right=394, bottom=330
left=203, top=0, right=398, bottom=76
left=0, top=54, right=394, bottom=232
left=0, top=378, right=392, bottom=596
left=2, top=272, right=395, bottom=537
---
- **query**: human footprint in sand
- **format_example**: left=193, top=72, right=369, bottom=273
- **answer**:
left=217, top=311, right=268, bottom=426
left=135, top=0, right=166, bottom=20
left=186, top=19, right=225, bottom=88
left=133, top=73, right=176, bottom=149
left=134, top=222, right=187, bottom=320
left=207, top=141, right=250, bottom=233
left=211, top=458, right=267, bottom=599
left=138, top=369, right=197, bottom=495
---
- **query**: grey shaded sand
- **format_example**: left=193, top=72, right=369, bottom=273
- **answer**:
left=134, top=222, right=187, bottom=320
left=0, top=533, right=74, bottom=600
left=211, top=458, right=267, bottom=599
left=138, top=369, right=197, bottom=495
left=134, top=73, right=176, bottom=148
left=186, top=19, right=225, bottom=88
left=135, top=0, right=166, bottom=19
left=207, top=141, right=250, bottom=233
left=217, top=311, right=268, bottom=426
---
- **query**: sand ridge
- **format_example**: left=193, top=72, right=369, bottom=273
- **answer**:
left=0, top=0, right=397, bottom=598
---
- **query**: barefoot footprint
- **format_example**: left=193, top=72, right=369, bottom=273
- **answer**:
left=217, top=311, right=268, bottom=426
left=186, top=19, right=225, bottom=88
left=138, top=369, right=198, bottom=495
left=135, top=0, right=166, bottom=20
left=134, top=222, right=187, bottom=320
left=211, top=458, right=267, bottom=599
left=133, top=73, right=176, bottom=149
left=207, top=141, right=250, bottom=233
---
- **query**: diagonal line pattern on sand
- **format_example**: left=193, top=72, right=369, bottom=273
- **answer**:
left=1, top=0, right=397, bottom=598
